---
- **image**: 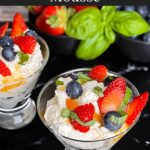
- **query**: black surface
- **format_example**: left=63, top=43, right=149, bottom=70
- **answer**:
left=0, top=44, right=150, bottom=150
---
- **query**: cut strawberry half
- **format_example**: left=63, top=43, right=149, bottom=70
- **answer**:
left=70, top=120, right=90, bottom=133
left=11, top=13, right=28, bottom=37
left=98, top=77, right=126, bottom=114
left=0, top=23, right=9, bottom=38
left=14, top=35, right=36, bottom=54
left=0, top=59, right=11, bottom=76
left=126, top=92, right=149, bottom=126
left=88, top=65, right=108, bottom=82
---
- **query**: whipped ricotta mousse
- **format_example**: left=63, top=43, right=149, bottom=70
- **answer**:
left=0, top=13, right=43, bottom=85
left=44, top=65, right=149, bottom=141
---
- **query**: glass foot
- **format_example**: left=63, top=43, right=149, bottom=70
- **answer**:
left=0, top=98, right=36, bottom=130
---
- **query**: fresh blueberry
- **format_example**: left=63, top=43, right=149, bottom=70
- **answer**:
left=70, top=73, right=78, bottom=80
left=0, top=36, right=14, bottom=48
left=25, top=30, right=38, bottom=39
left=124, top=6, right=135, bottom=11
left=143, top=32, right=150, bottom=42
left=137, top=6, right=149, bottom=18
left=104, top=111, right=123, bottom=131
left=2, top=47, right=16, bottom=61
left=66, top=81, right=83, bottom=99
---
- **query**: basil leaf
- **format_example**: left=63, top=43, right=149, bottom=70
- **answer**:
left=76, top=31, right=110, bottom=60
left=55, top=79, right=64, bottom=86
left=111, top=11, right=150, bottom=37
left=70, top=111, right=95, bottom=126
left=61, top=108, right=71, bottom=118
left=118, top=87, right=133, bottom=112
left=110, top=113, right=127, bottom=125
left=18, top=51, right=29, bottom=65
left=104, top=25, right=116, bottom=44
left=66, top=8, right=102, bottom=40
left=101, top=6, right=116, bottom=23
left=93, top=86, right=103, bottom=96
left=77, top=72, right=91, bottom=84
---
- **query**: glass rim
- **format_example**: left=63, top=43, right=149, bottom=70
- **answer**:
left=0, top=36, right=50, bottom=86
left=37, top=68, right=140, bottom=143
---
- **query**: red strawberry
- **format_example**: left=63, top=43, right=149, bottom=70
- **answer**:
left=0, top=23, right=9, bottom=37
left=0, top=59, right=11, bottom=76
left=70, top=120, right=90, bottom=133
left=36, top=6, right=66, bottom=36
left=98, top=77, right=126, bottom=114
left=71, top=6, right=97, bottom=12
left=31, top=6, right=45, bottom=14
left=11, top=13, right=27, bottom=37
left=126, top=92, right=149, bottom=125
left=88, top=65, right=108, bottom=82
left=71, top=103, right=95, bottom=133
left=14, top=35, right=36, bottom=54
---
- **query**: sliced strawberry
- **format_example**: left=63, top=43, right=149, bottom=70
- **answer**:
left=0, top=23, right=9, bottom=37
left=98, top=77, right=126, bottom=114
left=74, top=103, right=95, bottom=122
left=126, top=92, right=149, bottom=125
left=0, top=59, right=11, bottom=76
left=70, top=103, right=95, bottom=133
left=14, top=35, right=36, bottom=54
left=11, top=13, right=27, bottom=37
left=70, top=120, right=90, bottom=133
left=88, top=65, right=108, bottom=82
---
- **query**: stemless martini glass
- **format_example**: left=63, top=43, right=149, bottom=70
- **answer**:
left=37, top=68, right=139, bottom=150
left=0, top=35, right=49, bottom=130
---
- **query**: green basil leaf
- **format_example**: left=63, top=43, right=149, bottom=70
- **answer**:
left=70, top=111, right=95, bottom=126
left=18, top=51, right=29, bottom=65
left=61, top=108, right=71, bottom=118
left=118, top=87, right=133, bottom=112
left=93, top=86, right=103, bottom=96
left=77, top=72, right=92, bottom=84
left=55, top=79, right=64, bottom=86
left=66, top=8, right=102, bottom=40
left=111, top=11, right=150, bottom=37
left=110, top=113, right=127, bottom=125
left=104, top=25, right=116, bottom=44
left=101, top=6, right=116, bottom=23
left=76, top=31, right=111, bottom=60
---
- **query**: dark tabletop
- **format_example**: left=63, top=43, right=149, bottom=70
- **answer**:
left=0, top=43, right=150, bottom=150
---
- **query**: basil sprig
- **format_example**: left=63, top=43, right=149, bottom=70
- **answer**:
left=67, top=6, right=150, bottom=60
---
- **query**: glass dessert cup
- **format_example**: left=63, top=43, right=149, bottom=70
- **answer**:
left=37, top=69, right=139, bottom=150
left=0, top=36, right=49, bottom=130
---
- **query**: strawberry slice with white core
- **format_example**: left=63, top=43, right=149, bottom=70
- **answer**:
left=98, top=77, right=126, bottom=114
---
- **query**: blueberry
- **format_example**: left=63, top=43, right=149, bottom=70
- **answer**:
left=2, top=47, right=16, bottom=61
left=124, top=6, right=135, bottom=11
left=104, top=111, right=123, bottom=131
left=66, top=81, right=83, bottom=99
left=137, top=6, right=149, bottom=18
left=0, top=36, right=14, bottom=48
left=70, top=73, right=78, bottom=80
left=25, top=30, right=38, bottom=39
left=143, top=32, right=150, bottom=42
